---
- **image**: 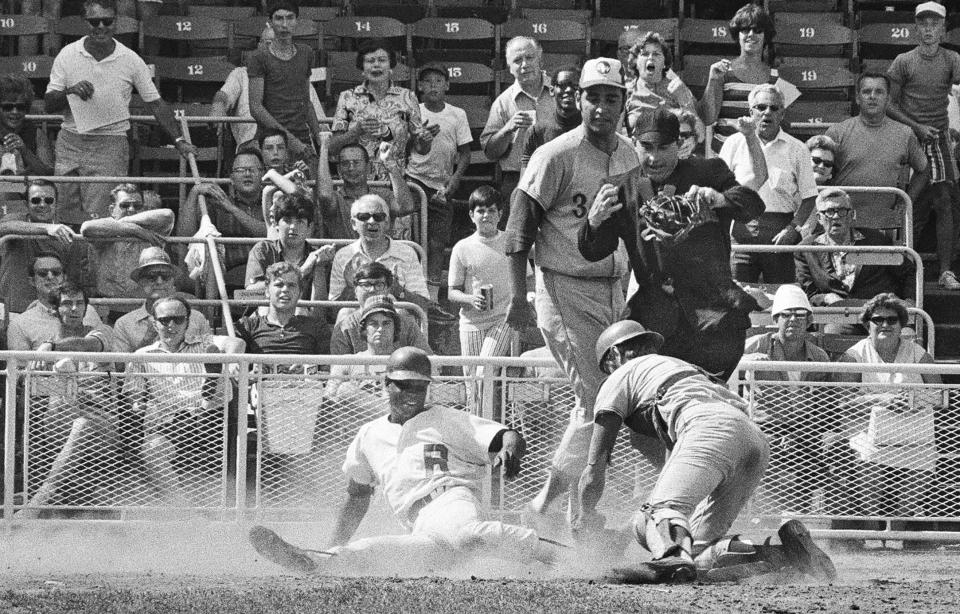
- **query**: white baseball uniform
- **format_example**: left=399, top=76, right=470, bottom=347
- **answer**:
left=319, top=405, right=550, bottom=575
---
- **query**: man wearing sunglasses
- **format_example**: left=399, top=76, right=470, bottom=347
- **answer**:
left=328, top=194, right=430, bottom=315
left=123, top=295, right=237, bottom=509
left=519, top=65, right=581, bottom=175
left=81, top=183, right=176, bottom=323
left=8, top=253, right=106, bottom=351
left=795, top=188, right=916, bottom=322
left=720, top=84, right=818, bottom=284
left=113, top=247, right=212, bottom=354
left=250, top=345, right=566, bottom=576
left=44, top=0, right=198, bottom=225
left=0, top=179, right=94, bottom=313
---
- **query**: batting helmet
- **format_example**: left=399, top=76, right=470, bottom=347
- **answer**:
left=595, top=320, right=664, bottom=369
left=386, top=346, right=433, bottom=382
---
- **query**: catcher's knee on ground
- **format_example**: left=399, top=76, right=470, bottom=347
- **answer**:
left=631, top=505, right=693, bottom=561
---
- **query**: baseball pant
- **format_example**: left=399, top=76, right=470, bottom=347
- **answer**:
left=536, top=269, right=625, bottom=482
left=54, top=131, right=130, bottom=226
left=321, top=486, right=545, bottom=575
left=648, top=403, right=769, bottom=546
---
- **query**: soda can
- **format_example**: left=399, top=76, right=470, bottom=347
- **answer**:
left=480, top=284, right=494, bottom=311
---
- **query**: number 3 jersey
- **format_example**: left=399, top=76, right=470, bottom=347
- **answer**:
left=342, top=406, right=506, bottom=520
left=517, top=124, right=635, bottom=278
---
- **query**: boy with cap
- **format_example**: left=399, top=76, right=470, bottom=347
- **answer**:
left=406, top=64, right=473, bottom=288
left=249, top=346, right=565, bottom=575
left=506, top=58, right=635, bottom=518
left=886, top=1, right=960, bottom=290
left=579, top=106, right=764, bottom=382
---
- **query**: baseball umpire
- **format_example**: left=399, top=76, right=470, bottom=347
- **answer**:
left=505, top=57, right=636, bottom=519
left=573, top=320, right=837, bottom=583
left=249, top=346, right=564, bottom=575
left=579, top=106, right=764, bottom=382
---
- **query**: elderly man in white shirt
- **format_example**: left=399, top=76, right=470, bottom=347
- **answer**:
left=720, top=83, right=818, bottom=284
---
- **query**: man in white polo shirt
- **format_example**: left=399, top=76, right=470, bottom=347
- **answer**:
left=44, top=0, right=197, bottom=226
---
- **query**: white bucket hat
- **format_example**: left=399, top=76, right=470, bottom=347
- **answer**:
left=770, top=284, right=813, bottom=318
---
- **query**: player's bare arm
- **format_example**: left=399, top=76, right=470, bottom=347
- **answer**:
left=575, top=411, right=621, bottom=522
left=504, top=190, right=541, bottom=330
left=329, top=479, right=374, bottom=547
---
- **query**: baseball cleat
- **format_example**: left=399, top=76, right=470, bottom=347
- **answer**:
left=778, top=519, right=837, bottom=582
left=603, top=556, right=698, bottom=584
left=249, top=525, right=318, bottom=574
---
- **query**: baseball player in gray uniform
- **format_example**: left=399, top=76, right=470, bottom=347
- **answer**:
left=573, top=320, right=836, bottom=583
left=249, top=347, right=564, bottom=575
left=505, top=58, right=636, bottom=518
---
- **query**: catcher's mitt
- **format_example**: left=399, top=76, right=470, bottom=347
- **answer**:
left=638, top=192, right=711, bottom=244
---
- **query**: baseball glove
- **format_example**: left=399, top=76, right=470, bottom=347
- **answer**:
left=638, top=192, right=710, bottom=244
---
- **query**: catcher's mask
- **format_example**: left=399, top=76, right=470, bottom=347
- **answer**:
left=637, top=191, right=705, bottom=243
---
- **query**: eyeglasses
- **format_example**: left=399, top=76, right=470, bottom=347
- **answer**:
left=752, top=104, right=781, bottom=113
left=29, top=196, right=55, bottom=205
left=86, top=17, right=114, bottom=27
left=34, top=267, right=63, bottom=278
left=388, top=378, right=429, bottom=392
left=231, top=167, right=261, bottom=176
left=777, top=310, right=810, bottom=320
left=356, top=280, right=388, bottom=290
left=679, top=131, right=696, bottom=140
left=156, top=315, right=188, bottom=327
left=338, top=159, right=366, bottom=168
left=811, top=156, right=835, bottom=169
left=0, top=102, right=29, bottom=112
left=819, top=208, right=852, bottom=219
left=117, top=200, right=143, bottom=211
left=869, top=315, right=901, bottom=326
left=355, top=212, right=388, bottom=223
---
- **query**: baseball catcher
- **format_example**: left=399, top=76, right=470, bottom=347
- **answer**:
left=573, top=320, right=837, bottom=584
left=249, top=346, right=565, bottom=575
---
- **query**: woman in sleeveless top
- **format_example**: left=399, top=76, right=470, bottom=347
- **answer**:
left=701, top=3, right=779, bottom=153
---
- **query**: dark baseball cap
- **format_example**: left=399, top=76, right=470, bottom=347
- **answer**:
left=631, top=107, right=680, bottom=143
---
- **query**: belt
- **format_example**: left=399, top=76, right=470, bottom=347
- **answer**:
left=407, top=485, right=452, bottom=522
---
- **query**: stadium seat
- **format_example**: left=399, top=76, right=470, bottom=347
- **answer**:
left=140, top=15, right=231, bottom=59
left=0, top=54, right=53, bottom=81
left=431, top=62, right=498, bottom=97
left=411, top=17, right=497, bottom=66
left=519, top=8, right=592, bottom=24
left=772, top=13, right=853, bottom=62
left=501, top=18, right=589, bottom=58
left=857, top=20, right=917, bottom=61
left=0, top=13, right=50, bottom=55
left=186, top=5, right=257, bottom=21
left=351, top=3, right=427, bottom=24
left=768, top=0, right=839, bottom=11
left=320, top=15, right=408, bottom=52
left=595, top=0, right=674, bottom=19
left=778, top=65, right=855, bottom=101
left=139, top=16, right=233, bottom=103
left=784, top=100, right=852, bottom=126
left=678, top=18, right=739, bottom=96
left=430, top=0, right=509, bottom=24
left=591, top=17, right=678, bottom=62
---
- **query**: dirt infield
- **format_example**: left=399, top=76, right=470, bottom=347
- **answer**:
left=1, top=523, right=960, bottom=613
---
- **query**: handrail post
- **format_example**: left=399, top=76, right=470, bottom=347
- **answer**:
left=235, top=358, right=249, bottom=521
left=205, top=236, right=236, bottom=338
left=4, top=359, right=18, bottom=527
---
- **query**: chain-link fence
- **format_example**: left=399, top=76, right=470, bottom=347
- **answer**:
left=5, top=352, right=960, bottom=540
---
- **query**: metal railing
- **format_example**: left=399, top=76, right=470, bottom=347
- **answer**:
left=3, top=351, right=960, bottom=543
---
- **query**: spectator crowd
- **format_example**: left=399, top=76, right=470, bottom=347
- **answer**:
left=2, top=0, right=959, bottom=536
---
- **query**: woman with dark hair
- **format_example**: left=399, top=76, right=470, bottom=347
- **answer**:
left=625, top=31, right=703, bottom=143
left=329, top=37, right=433, bottom=181
left=805, top=134, right=838, bottom=187
left=834, top=292, right=941, bottom=547
left=701, top=2, right=787, bottom=152
left=0, top=73, right=53, bottom=176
